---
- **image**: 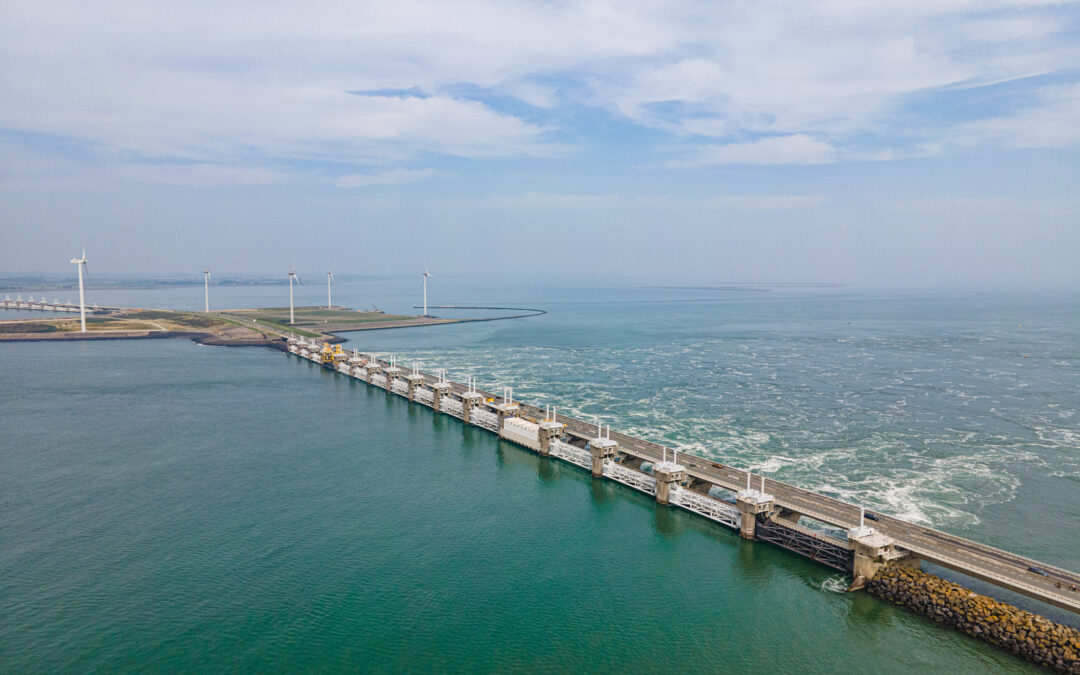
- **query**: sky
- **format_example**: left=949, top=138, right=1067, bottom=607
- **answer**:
left=1, top=0, right=1079, bottom=287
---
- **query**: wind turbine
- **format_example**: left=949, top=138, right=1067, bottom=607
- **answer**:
left=288, top=267, right=301, bottom=324
left=203, top=268, right=211, bottom=312
left=326, top=269, right=334, bottom=310
left=422, top=266, right=433, bottom=316
left=69, top=247, right=88, bottom=332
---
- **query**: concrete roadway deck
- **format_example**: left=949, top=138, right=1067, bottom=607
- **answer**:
left=378, top=358, right=1080, bottom=614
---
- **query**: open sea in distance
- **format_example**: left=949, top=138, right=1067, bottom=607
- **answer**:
left=2, top=278, right=1077, bottom=672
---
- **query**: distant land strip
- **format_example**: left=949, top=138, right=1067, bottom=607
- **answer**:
left=0, top=304, right=546, bottom=346
left=413, top=305, right=547, bottom=320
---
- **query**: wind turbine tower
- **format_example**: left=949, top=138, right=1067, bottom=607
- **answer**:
left=288, top=268, right=300, bottom=324
left=203, top=268, right=211, bottom=312
left=69, top=248, right=88, bottom=332
left=326, top=270, right=334, bottom=309
left=422, top=266, right=433, bottom=317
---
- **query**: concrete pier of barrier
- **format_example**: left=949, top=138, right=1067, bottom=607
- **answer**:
left=538, top=418, right=564, bottom=456
left=847, top=513, right=919, bottom=590
left=493, top=401, right=518, bottom=430
left=460, top=391, right=483, bottom=424
left=737, top=475, right=774, bottom=540
left=406, top=373, right=424, bottom=402
left=589, top=437, right=617, bottom=478
left=430, top=382, right=451, bottom=412
left=653, top=460, right=685, bottom=506
left=384, top=364, right=402, bottom=390
left=365, top=361, right=381, bottom=385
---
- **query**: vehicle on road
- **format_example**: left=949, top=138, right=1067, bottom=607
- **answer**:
left=1028, top=566, right=1049, bottom=576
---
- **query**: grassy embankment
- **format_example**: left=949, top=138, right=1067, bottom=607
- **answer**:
left=2, top=310, right=244, bottom=334
left=127, top=310, right=300, bottom=340
left=222, top=307, right=413, bottom=338
left=1, top=307, right=418, bottom=340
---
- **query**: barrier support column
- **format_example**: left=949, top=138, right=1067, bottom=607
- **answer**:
left=406, top=373, right=425, bottom=402
left=431, top=382, right=451, bottom=412
left=538, top=420, right=565, bottom=456
left=736, top=476, right=774, bottom=540
left=461, top=391, right=483, bottom=424
left=365, top=363, right=382, bottom=385
left=384, top=365, right=402, bottom=392
left=493, top=400, right=519, bottom=431
left=589, top=438, right=617, bottom=478
left=654, top=460, right=686, bottom=505
left=846, top=512, right=918, bottom=590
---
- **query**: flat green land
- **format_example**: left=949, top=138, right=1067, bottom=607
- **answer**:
left=0, top=312, right=224, bottom=333
left=225, top=307, right=411, bottom=326
left=0, top=306, right=453, bottom=343
left=0, top=309, right=275, bottom=343
left=220, top=307, right=425, bottom=336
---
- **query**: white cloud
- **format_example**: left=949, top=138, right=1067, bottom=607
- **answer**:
left=0, top=0, right=1077, bottom=174
left=334, top=168, right=444, bottom=187
left=0, top=2, right=583, bottom=165
left=115, top=163, right=291, bottom=187
left=957, top=84, right=1080, bottom=148
left=1, top=64, right=559, bottom=162
left=503, top=82, right=559, bottom=109
left=676, top=135, right=837, bottom=166
left=589, top=2, right=1079, bottom=152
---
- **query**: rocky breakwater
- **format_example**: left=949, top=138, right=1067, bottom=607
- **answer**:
left=868, top=566, right=1080, bottom=672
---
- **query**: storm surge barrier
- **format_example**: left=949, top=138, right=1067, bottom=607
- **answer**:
left=1, top=295, right=97, bottom=313
left=285, top=337, right=1080, bottom=618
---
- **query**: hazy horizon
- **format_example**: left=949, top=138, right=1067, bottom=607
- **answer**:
left=2, top=271, right=1077, bottom=294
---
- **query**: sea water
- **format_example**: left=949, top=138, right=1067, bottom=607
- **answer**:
left=2, top=280, right=1076, bottom=672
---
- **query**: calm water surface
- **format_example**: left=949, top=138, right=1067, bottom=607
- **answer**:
left=2, top=281, right=1076, bottom=672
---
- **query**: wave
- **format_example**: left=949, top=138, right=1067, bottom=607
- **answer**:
left=379, top=333, right=1079, bottom=532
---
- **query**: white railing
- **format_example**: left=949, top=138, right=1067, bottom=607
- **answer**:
left=550, top=440, right=591, bottom=470
left=391, top=379, right=409, bottom=395
left=415, top=388, right=434, bottom=405
left=372, top=374, right=387, bottom=387
left=472, top=407, right=500, bottom=432
left=440, top=397, right=463, bottom=417
left=356, top=368, right=368, bottom=379
left=671, top=486, right=739, bottom=529
left=770, top=516, right=847, bottom=546
left=603, top=462, right=657, bottom=496
left=336, top=363, right=351, bottom=374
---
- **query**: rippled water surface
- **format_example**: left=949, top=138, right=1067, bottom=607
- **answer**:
left=1, top=280, right=1076, bottom=672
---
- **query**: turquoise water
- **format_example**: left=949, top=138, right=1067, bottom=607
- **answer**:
left=2, top=283, right=1077, bottom=671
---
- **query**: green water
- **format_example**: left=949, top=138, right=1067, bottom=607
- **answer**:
left=0, top=338, right=1042, bottom=672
